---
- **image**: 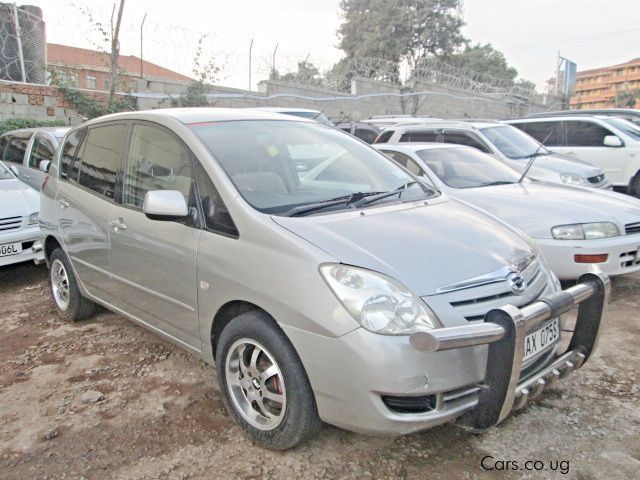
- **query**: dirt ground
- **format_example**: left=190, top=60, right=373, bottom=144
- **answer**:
left=0, top=263, right=638, bottom=480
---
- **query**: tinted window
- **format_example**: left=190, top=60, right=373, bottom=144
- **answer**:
left=374, top=130, right=394, bottom=144
left=60, top=128, right=86, bottom=181
left=78, top=124, right=127, bottom=199
left=28, top=137, right=55, bottom=169
left=194, top=161, right=238, bottom=237
left=565, top=121, right=614, bottom=147
left=3, top=135, right=29, bottom=164
left=514, top=121, right=563, bottom=147
left=354, top=128, right=379, bottom=144
left=124, top=124, right=194, bottom=209
left=443, top=131, right=492, bottom=153
left=400, top=130, right=440, bottom=142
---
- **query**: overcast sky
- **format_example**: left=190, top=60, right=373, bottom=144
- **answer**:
left=29, top=0, right=640, bottom=91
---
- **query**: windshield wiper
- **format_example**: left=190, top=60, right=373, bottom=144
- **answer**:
left=352, top=181, right=420, bottom=208
left=518, top=130, right=554, bottom=183
left=479, top=180, right=515, bottom=187
left=283, top=191, right=386, bottom=217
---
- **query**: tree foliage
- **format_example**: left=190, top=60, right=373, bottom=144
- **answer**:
left=338, top=0, right=466, bottom=66
left=171, top=36, right=221, bottom=108
left=449, top=43, right=517, bottom=82
left=615, top=88, right=640, bottom=108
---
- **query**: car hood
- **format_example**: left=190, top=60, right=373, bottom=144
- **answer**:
left=0, top=179, right=39, bottom=218
left=272, top=198, right=535, bottom=296
left=526, top=152, right=603, bottom=178
left=452, top=182, right=640, bottom=238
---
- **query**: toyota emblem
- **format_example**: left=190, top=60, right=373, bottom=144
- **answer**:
left=507, top=272, right=527, bottom=294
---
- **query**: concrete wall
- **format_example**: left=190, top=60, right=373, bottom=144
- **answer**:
left=0, top=76, right=555, bottom=125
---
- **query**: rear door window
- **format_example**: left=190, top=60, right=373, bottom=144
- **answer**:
left=77, top=124, right=127, bottom=200
left=565, top=121, right=614, bottom=147
left=3, top=135, right=29, bottom=164
left=399, top=130, right=440, bottom=142
left=516, top=121, right=564, bottom=146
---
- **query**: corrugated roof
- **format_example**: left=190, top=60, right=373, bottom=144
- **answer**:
left=47, top=43, right=191, bottom=82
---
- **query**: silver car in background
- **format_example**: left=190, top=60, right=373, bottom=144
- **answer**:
left=0, top=127, right=69, bottom=191
left=40, top=108, right=608, bottom=449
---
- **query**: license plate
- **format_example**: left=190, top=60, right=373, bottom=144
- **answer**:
left=0, top=242, right=22, bottom=257
left=523, top=319, right=559, bottom=362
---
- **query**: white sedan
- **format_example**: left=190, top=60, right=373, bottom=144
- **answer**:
left=302, top=143, right=640, bottom=280
left=0, top=161, right=44, bottom=267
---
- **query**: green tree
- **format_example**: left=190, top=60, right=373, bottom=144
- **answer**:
left=337, top=0, right=466, bottom=67
left=274, top=60, right=321, bottom=85
left=449, top=43, right=517, bottom=83
left=615, top=88, right=640, bottom=108
left=171, top=36, right=220, bottom=108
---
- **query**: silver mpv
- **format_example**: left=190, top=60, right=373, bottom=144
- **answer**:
left=40, top=109, right=609, bottom=450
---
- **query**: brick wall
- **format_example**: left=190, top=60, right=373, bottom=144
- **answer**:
left=0, top=80, right=81, bottom=124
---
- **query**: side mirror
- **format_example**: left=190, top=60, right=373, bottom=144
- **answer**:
left=39, top=160, right=51, bottom=173
left=603, top=135, right=623, bottom=147
left=142, top=190, right=188, bottom=219
left=9, top=164, right=19, bottom=177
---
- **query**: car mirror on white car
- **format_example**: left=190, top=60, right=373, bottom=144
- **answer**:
left=142, top=190, right=189, bottom=219
left=39, top=160, right=51, bottom=173
left=603, top=135, right=623, bottom=147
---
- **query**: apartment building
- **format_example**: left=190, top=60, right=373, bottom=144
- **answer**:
left=570, top=57, right=640, bottom=109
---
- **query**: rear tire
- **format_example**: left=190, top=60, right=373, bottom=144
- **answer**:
left=215, top=310, right=322, bottom=450
left=49, top=248, right=95, bottom=321
left=630, top=173, right=640, bottom=198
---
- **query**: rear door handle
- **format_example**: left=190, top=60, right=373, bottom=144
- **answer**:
left=58, top=199, right=69, bottom=209
left=109, top=219, right=127, bottom=232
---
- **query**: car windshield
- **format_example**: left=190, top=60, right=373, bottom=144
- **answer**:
left=601, top=117, right=640, bottom=141
left=416, top=147, right=521, bottom=189
left=481, top=125, right=549, bottom=159
left=0, top=162, right=13, bottom=180
left=283, top=111, right=333, bottom=126
left=190, top=120, right=435, bottom=215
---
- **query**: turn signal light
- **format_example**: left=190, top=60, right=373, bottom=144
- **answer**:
left=574, top=254, right=608, bottom=264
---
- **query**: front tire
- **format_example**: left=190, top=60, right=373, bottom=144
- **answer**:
left=49, top=248, right=95, bottom=321
left=630, top=173, right=640, bottom=198
left=215, top=310, right=322, bottom=450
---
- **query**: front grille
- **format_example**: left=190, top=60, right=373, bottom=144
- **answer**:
left=0, top=216, right=22, bottom=232
left=588, top=174, right=605, bottom=184
left=620, top=250, right=640, bottom=269
left=382, top=394, right=436, bottom=414
left=625, top=222, right=640, bottom=235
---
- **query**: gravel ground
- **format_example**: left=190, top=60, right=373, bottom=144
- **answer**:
left=0, top=262, right=639, bottom=480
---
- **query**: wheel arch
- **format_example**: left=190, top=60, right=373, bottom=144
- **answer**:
left=43, top=235, right=62, bottom=263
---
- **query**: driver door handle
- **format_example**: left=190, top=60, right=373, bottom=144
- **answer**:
left=109, top=219, right=127, bottom=232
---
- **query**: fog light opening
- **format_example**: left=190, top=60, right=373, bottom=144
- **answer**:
left=574, top=254, right=608, bottom=264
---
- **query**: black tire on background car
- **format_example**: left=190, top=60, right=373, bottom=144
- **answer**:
left=49, top=248, right=95, bottom=321
left=215, top=310, right=322, bottom=450
left=630, top=173, right=640, bottom=198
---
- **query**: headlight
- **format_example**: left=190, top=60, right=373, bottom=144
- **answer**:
left=559, top=173, right=587, bottom=186
left=551, top=222, right=620, bottom=240
left=28, top=212, right=39, bottom=225
left=320, top=264, right=441, bottom=335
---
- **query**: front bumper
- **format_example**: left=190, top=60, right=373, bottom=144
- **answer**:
left=0, top=227, right=45, bottom=267
left=287, top=272, right=608, bottom=435
left=537, top=235, right=640, bottom=279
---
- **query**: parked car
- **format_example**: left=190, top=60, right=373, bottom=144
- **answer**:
left=336, top=121, right=381, bottom=144
left=526, top=108, right=640, bottom=127
left=0, top=161, right=44, bottom=267
left=252, top=107, right=333, bottom=126
left=507, top=116, right=640, bottom=197
left=374, top=120, right=611, bottom=190
left=372, top=143, right=640, bottom=279
left=0, top=127, right=69, bottom=191
left=41, top=108, right=608, bottom=449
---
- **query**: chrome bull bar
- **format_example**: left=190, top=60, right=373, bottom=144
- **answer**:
left=409, top=271, right=610, bottom=430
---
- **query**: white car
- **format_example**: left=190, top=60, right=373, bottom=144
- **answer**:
left=0, top=161, right=44, bottom=267
left=374, top=120, right=612, bottom=190
left=507, top=116, right=640, bottom=197
left=251, top=107, right=333, bottom=126
left=357, top=143, right=639, bottom=280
